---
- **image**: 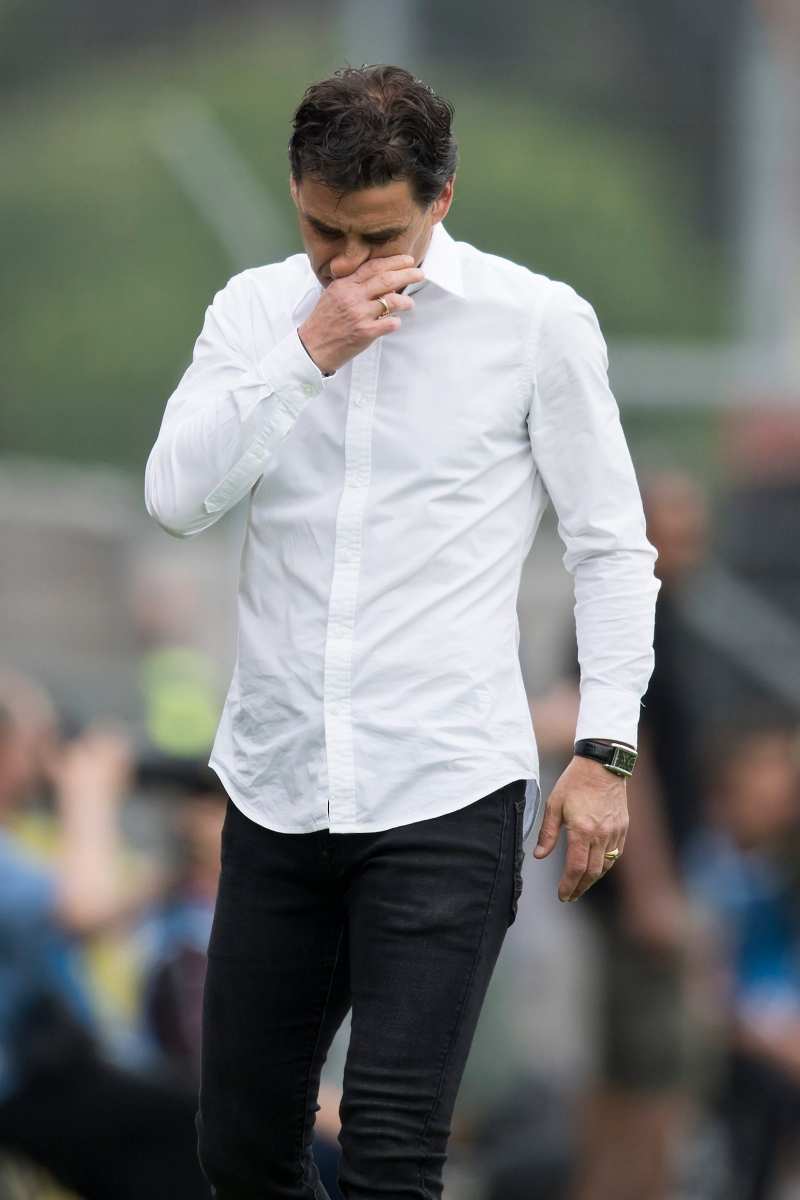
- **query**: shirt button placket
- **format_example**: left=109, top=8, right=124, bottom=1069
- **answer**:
left=323, top=341, right=382, bottom=830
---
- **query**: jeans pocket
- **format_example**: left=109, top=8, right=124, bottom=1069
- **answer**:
left=509, top=795, right=526, bottom=926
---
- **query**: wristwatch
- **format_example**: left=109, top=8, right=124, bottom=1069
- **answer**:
left=574, top=739, right=638, bottom=778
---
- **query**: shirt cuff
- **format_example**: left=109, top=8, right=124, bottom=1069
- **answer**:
left=574, top=684, right=642, bottom=749
left=257, top=327, right=328, bottom=414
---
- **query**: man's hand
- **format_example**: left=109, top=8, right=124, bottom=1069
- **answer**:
left=298, top=255, right=424, bottom=375
left=533, top=756, right=629, bottom=902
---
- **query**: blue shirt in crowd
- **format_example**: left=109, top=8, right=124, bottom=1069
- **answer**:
left=0, top=829, right=94, bottom=1102
left=686, top=831, right=800, bottom=1024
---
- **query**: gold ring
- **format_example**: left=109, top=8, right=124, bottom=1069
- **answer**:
left=377, top=295, right=391, bottom=318
left=604, top=848, right=621, bottom=861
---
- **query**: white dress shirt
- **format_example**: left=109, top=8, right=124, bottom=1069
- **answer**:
left=145, top=223, right=658, bottom=835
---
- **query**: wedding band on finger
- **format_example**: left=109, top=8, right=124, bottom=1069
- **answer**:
left=377, top=295, right=391, bottom=318
left=604, top=848, right=621, bottom=861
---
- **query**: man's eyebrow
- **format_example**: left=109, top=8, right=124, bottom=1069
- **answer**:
left=363, top=225, right=411, bottom=240
left=305, top=214, right=344, bottom=235
left=304, top=213, right=411, bottom=240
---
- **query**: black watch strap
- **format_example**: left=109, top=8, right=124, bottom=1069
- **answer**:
left=574, top=739, right=638, bottom=778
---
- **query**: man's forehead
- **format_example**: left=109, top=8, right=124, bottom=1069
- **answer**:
left=296, top=177, right=418, bottom=231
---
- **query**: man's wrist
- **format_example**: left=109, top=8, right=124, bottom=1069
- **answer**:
left=297, top=328, right=334, bottom=377
left=574, top=739, right=638, bottom=778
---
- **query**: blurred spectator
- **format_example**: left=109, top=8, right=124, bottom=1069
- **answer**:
left=531, top=471, right=711, bottom=1200
left=130, top=566, right=221, bottom=761
left=138, top=769, right=226, bottom=1082
left=476, top=1076, right=574, bottom=1200
left=0, top=668, right=210, bottom=1200
left=687, top=726, right=800, bottom=1200
left=314, top=1083, right=346, bottom=1200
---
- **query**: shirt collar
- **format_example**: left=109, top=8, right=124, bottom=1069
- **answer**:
left=408, top=223, right=465, bottom=299
left=291, top=266, right=323, bottom=321
left=291, top=222, right=465, bottom=319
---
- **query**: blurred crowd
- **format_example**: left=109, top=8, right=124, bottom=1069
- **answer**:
left=2, top=466, right=800, bottom=1200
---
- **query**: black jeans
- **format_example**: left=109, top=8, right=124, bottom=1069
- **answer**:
left=198, top=780, right=526, bottom=1200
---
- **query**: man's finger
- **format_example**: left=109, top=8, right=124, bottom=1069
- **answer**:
left=368, top=316, right=403, bottom=341
left=585, top=821, right=628, bottom=894
left=354, top=254, right=415, bottom=281
left=557, top=827, right=591, bottom=901
left=533, top=798, right=563, bottom=859
left=373, top=293, right=415, bottom=318
left=365, top=266, right=425, bottom=298
left=566, top=838, right=609, bottom=902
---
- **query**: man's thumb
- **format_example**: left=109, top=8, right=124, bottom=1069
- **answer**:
left=533, top=802, right=561, bottom=859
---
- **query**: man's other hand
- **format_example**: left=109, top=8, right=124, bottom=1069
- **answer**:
left=298, top=254, right=424, bottom=375
left=533, top=756, right=629, bottom=902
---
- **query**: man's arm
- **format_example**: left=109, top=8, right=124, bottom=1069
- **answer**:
left=527, top=282, right=660, bottom=901
left=144, top=273, right=330, bottom=539
left=145, top=257, right=422, bottom=539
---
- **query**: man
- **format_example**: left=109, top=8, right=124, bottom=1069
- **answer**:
left=141, top=767, right=228, bottom=1084
left=145, top=65, right=658, bottom=1200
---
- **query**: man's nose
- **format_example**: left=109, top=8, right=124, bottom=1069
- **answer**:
left=329, top=242, right=371, bottom=279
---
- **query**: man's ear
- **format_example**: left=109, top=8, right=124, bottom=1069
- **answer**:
left=290, top=176, right=300, bottom=209
left=430, top=177, right=455, bottom=227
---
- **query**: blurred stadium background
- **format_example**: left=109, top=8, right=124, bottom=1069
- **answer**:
left=2, top=1, right=800, bottom=1198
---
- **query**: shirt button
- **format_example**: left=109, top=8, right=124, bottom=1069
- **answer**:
left=253, top=448, right=265, bottom=459
left=302, top=384, right=315, bottom=397
left=342, top=549, right=353, bottom=562
left=333, top=626, right=345, bottom=639
left=351, top=474, right=365, bottom=487
left=354, top=396, right=367, bottom=408
left=330, top=703, right=341, bottom=715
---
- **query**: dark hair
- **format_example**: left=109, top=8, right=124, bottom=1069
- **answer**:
left=289, top=65, right=458, bottom=207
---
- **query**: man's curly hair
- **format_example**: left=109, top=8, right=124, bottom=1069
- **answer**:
left=288, top=65, right=458, bottom=207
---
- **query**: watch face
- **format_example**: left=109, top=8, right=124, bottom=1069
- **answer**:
left=610, top=747, right=637, bottom=777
